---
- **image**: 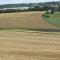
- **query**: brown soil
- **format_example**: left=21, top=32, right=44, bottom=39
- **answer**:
left=0, top=11, right=57, bottom=29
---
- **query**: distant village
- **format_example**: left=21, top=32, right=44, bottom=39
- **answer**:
left=0, top=1, right=60, bottom=13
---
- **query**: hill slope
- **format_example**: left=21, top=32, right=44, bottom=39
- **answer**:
left=0, top=11, right=57, bottom=29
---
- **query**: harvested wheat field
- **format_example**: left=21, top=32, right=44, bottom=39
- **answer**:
left=0, top=11, right=60, bottom=60
left=0, top=30, right=60, bottom=60
left=0, top=11, right=57, bottom=29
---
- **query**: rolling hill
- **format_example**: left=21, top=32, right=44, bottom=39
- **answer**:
left=0, top=11, right=58, bottom=29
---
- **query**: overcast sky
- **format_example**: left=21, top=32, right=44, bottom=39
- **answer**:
left=0, top=0, right=60, bottom=4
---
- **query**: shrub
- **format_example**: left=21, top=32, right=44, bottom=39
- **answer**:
left=42, top=14, right=50, bottom=18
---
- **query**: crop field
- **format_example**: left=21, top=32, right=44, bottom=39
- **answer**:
left=0, top=11, right=57, bottom=29
left=0, top=11, right=60, bottom=60
left=0, top=30, right=60, bottom=60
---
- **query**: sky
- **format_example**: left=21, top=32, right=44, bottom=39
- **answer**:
left=0, top=0, right=60, bottom=4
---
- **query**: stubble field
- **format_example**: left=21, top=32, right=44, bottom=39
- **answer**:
left=0, top=31, right=60, bottom=60
left=0, top=11, right=57, bottom=29
left=0, top=11, right=60, bottom=60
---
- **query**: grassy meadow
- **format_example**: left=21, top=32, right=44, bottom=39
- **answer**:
left=44, top=12, right=60, bottom=28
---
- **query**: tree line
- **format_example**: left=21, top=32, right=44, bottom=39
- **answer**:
left=0, top=2, right=60, bottom=13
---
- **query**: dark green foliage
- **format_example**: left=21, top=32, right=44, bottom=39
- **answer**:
left=50, top=8, right=55, bottom=14
left=42, top=14, right=50, bottom=18
left=58, top=6, right=60, bottom=11
left=0, top=1, right=60, bottom=13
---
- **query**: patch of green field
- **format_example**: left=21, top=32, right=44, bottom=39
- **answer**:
left=43, top=12, right=60, bottom=27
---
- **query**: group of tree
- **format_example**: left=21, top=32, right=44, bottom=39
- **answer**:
left=0, top=1, right=60, bottom=13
